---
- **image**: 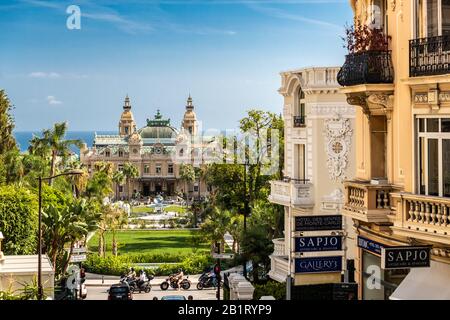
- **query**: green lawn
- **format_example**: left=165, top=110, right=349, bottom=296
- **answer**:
left=163, top=205, right=187, bottom=213
left=88, top=229, right=208, bottom=256
left=131, top=206, right=154, bottom=214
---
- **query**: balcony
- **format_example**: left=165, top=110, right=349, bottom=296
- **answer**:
left=272, top=238, right=287, bottom=256
left=269, top=178, right=314, bottom=208
left=342, top=180, right=397, bottom=223
left=293, top=115, right=306, bottom=128
left=391, top=193, right=450, bottom=245
left=269, top=238, right=289, bottom=283
left=337, top=50, right=394, bottom=87
left=410, top=35, right=450, bottom=77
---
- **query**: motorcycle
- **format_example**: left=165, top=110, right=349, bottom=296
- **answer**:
left=120, top=275, right=154, bottom=294
left=160, top=274, right=191, bottom=291
left=196, top=272, right=219, bottom=290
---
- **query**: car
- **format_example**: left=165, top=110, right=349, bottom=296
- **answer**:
left=160, top=295, right=187, bottom=300
left=108, top=283, right=133, bottom=300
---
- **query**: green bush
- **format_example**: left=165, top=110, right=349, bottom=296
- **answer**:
left=84, top=253, right=212, bottom=276
left=0, top=185, right=38, bottom=255
left=253, top=280, right=286, bottom=300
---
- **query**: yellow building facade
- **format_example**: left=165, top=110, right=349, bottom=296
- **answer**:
left=339, top=0, right=450, bottom=299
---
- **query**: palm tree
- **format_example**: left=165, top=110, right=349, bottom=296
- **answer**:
left=86, top=161, right=113, bottom=200
left=200, top=206, right=231, bottom=254
left=65, top=160, right=89, bottom=198
left=122, top=163, right=139, bottom=200
left=104, top=204, right=128, bottom=256
left=112, top=170, right=125, bottom=201
left=179, top=164, right=195, bottom=200
left=29, top=122, right=83, bottom=185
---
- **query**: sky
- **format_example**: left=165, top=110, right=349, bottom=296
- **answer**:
left=0, top=0, right=353, bottom=132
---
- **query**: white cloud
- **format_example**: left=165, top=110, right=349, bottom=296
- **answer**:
left=29, top=72, right=61, bottom=79
left=47, top=95, right=62, bottom=105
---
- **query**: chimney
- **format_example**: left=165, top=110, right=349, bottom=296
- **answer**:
left=0, top=231, right=4, bottom=264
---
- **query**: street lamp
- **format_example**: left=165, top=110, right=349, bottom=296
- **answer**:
left=37, top=169, right=84, bottom=300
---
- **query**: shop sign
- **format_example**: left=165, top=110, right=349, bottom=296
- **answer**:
left=357, top=236, right=384, bottom=255
left=295, top=236, right=342, bottom=252
left=381, top=246, right=431, bottom=269
left=295, top=256, right=342, bottom=274
left=295, top=215, right=342, bottom=232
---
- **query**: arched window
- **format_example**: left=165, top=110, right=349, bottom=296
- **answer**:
left=294, top=87, right=306, bottom=127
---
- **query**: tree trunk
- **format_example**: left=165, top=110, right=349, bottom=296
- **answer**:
left=63, top=241, right=75, bottom=274
left=112, top=230, right=117, bottom=256
left=49, top=150, right=57, bottom=186
left=98, top=231, right=104, bottom=257
left=252, top=261, right=259, bottom=283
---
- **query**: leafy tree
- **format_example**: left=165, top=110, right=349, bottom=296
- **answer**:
left=112, top=170, right=125, bottom=200
left=179, top=163, right=196, bottom=199
left=122, top=162, right=139, bottom=200
left=86, top=161, right=113, bottom=200
left=0, top=89, right=17, bottom=155
left=0, top=185, right=38, bottom=255
left=42, top=198, right=100, bottom=276
left=64, top=160, right=89, bottom=198
left=240, top=225, right=274, bottom=283
left=0, top=89, right=21, bottom=185
left=104, top=204, right=128, bottom=256
left=200, top=206, right=231, bottom=253
left=28, top=122, right=83, bottom=186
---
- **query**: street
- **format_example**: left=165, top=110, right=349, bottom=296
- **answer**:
left=86, top=285, right=222, bottom=300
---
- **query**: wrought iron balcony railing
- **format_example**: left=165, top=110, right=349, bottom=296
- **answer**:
left=337, top=50, right=394, bottom=86
left=410, top=35, right=450, bottom=77
left=293, top=115, right=306, bottom=127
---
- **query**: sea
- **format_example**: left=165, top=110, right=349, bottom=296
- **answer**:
left=14, top=131, right=116, bottom=155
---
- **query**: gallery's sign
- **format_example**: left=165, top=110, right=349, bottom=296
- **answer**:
left=381, top=246, right=431, bottom=269
left=295, top=236, right=342, bottom=252
left=295, top=256, right=342, bottom=274
left=357, top=236, right=384, bottom=255
left=295, top=215, right=342, bottom=232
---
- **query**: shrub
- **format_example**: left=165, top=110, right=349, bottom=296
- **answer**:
left=253, top=280, right=286, bottom=300
left=0, top=186, right=38, bottom=255
left=84, top=253, right=212, bottom=276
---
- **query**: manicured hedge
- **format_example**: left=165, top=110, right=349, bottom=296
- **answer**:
left=84, top=253, right=212, bottom=276
left=253, top=280, right=286, bottom=300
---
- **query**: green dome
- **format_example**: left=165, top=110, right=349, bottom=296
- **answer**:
left=139, top=125, right=177, bottom=139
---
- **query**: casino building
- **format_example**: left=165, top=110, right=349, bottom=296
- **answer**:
left=337, top=0, right=450, bottom=299
left=267, top=66, right=358, bottom=298
left=80, top=95, right=211, bottom=200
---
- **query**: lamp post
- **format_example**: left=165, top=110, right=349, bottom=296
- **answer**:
left=37, top=170, right=83, bottom=300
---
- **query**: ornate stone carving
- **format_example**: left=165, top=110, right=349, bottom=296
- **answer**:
left=309, top=103, right=355, bottom=118
left=323, top=114, right=353, bottom=182
left=346, top=92, right=394, bottom=118
left=390, top=0, right=396, bottom=11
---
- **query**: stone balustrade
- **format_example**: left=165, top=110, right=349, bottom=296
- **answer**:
left=272, top=238, right=286, bottom=256
left=391, top=192, right=450, bottom=244
left=269, top=180, right=314, bottom=208
left=343, top=180, right=396, bottom=223
left=227, top=273, right=255, bottom=300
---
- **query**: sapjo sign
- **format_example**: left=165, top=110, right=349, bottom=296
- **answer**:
left=381, top=246, right=431, bottom=269
left=295, top=215, right=342, bottom=232
left=295, top=236, right=342, bottom=252
left=295, top=256, right=342, bottom=274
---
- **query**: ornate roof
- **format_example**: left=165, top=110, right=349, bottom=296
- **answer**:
left=139, top=110, right=178, bottom=140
